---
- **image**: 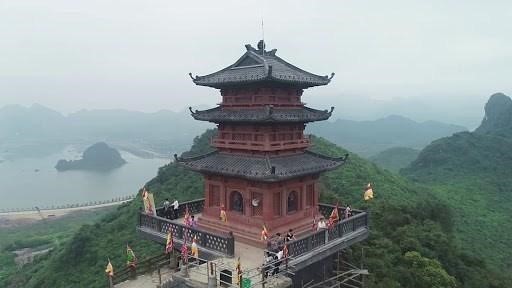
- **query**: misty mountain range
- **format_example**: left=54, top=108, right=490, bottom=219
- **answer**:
left=308, top=115, right=466, bottom=157
left=0, top=104, right=466, bottom=159
left=0, top=104, right=211, bottom=158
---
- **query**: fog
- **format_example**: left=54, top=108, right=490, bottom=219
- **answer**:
left=1, top=0, right=511, bottom=128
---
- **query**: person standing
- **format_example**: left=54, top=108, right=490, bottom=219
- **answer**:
left=190, top=215, right=198, bottom=228
left=345, top=205, right=352, bottom=219
left=263, top=252, right=273, bottom=279
left=163, top=198, right=171, bottom=219
left=273, top=249, right=283, bottom=275
left=317, top=218, right=327, bottom=230
left=172, top=199, right=179, bottom=220
left=285, top=229, right=296, bottom=242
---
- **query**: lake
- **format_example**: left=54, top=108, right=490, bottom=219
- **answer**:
left=0, top=145, right=169, bottom=210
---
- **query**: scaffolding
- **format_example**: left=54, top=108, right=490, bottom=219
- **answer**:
left=303, top=249, right=368, bottom=288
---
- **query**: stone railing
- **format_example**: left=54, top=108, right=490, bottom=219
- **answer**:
left=139, top=199, right=235, bottom=257
left=155, top=198, right=205, bottom=219
left=140, top=199, right=367, bottom=260
left=286, top=209, right=368, bottom=257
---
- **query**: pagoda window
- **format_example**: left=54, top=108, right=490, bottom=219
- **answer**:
left=251, top=192, right=263, bottom=216
left=230, top=191, right=244, bottom=213
left=287, top=191, right=298, bottom=214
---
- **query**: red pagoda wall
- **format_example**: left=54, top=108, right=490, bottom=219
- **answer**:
left=201, top=174, right=319, bottom=232
left=220, top=87, right=303, bottom=107
left=213, top=123, right=310, bottom=153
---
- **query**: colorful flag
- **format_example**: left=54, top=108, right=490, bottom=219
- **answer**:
left=181, top=243, right=189, bottom=264
left=165, top=232, right=174, bottom=254
left=142, top=187, right=156, bottom=216
left=126, top=245, right=137, bottom=268
left=364, top=183, right=374, bottom=201
left=219, top=205, right=227, bottom=222
left=235, top=257, right=242, bottom=284
left=105, top=259, right=114, bottom=277
left=260, top=224, right=269, bottom=241
left=191, top=237, right=199, bottom=258
left=329, top=203, right=339, bottom=222
left=184, top=205, right=191, bottom=226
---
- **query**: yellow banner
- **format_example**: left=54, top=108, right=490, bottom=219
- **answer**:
left=143, top=192, right=157, bottom=216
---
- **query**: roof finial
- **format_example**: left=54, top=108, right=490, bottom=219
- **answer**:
left=260, top=17, right=265, bottom=55
left=257, top=40, right=265, bottom=52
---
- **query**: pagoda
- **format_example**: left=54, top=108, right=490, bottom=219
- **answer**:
left=176, top=40, right=347, bottom=244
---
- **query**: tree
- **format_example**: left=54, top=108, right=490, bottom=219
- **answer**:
left=402, top=251, right=456, bottom=288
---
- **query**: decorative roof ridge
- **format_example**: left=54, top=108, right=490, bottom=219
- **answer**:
left=269, top=53, right=335, bottom=82
left=190, top=48, right=270, bottom=83
left=174, top=150, right=219, bottom=162
left=304, top=150, right=349, bottom=162
left=189, top=41, right=335, bottom=88
left=189, top=105, right=334, bottom=113
left=246, top=42, right=334, bottom=82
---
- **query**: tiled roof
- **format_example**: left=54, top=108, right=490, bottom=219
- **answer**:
left=189, top=106, right=334, bottom=123
left=174, top=150, right=348, bottom=182
left=190, top=41, right=334, bottom=89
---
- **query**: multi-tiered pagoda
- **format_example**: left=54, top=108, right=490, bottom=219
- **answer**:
left=176, top=40, right=347, bottom=243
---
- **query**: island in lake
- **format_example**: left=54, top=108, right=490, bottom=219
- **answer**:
left=55, top=142, right=126, bottom=171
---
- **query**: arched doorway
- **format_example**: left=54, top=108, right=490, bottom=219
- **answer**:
left=287, top=191, right=298, bottom=213
left=230, top=191, right=244, bottom=213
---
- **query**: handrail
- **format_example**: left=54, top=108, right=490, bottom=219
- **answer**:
left=111, top=253, right=169, bottom=285
left=140, top=199, right=235, bottom=257
left=142, top=199, right=367, bottom=261
left=285, top=211, right=368, bottom=258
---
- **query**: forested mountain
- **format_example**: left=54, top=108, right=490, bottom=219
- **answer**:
left=55, top=142, right=126, bottom=171
left=308, top=115, right=466, bottom=157
left=475, top=92, right=512, bottom=137
left=4, top=130, right=508, bottom=287
left=402, top=92, right=512, bottom=271
left=369, top=147, right=420, bottom=173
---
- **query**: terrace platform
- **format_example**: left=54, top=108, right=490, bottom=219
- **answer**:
left=136, top=199, right=369, bottom=286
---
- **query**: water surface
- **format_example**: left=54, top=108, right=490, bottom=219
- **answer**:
left=0, top=146, right=168, bottom=210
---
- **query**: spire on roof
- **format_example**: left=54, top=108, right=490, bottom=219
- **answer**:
left=257, top=40, right=266, bottom=51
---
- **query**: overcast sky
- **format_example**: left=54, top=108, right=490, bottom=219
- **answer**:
left=1, top=0, right=511, bottom=128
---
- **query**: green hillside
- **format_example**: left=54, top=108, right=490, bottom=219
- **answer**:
left=402, top=93, right=512, bottom=271
left=402, top=132, right=512, bottom=270
left=369, top=147, right=420, bottom=173
left=4, top=130, right=508, bottom=287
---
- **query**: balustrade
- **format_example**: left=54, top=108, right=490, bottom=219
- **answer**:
left=140, top=199, right=368, bottom=260
left=140, top=199, right=234, bottom=257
